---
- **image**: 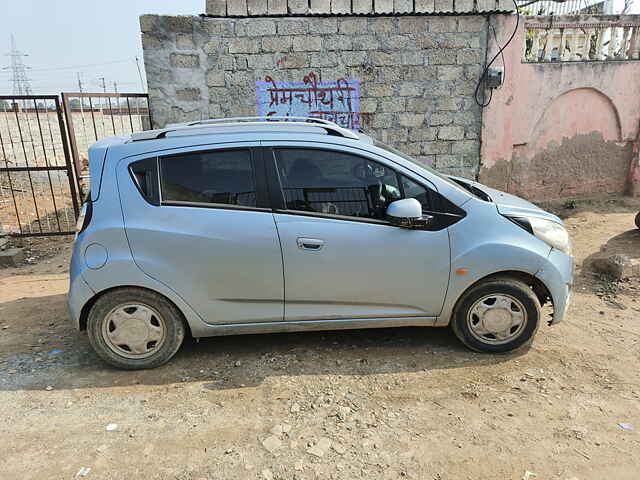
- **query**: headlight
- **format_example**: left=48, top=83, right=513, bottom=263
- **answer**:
left=528, top=217, right=572, bottom=255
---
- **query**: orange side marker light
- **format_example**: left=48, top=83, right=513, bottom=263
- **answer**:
left=455, top=268, right=469, bottom=275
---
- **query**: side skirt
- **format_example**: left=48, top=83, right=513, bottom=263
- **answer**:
left=190, top=316, right=439, bottom=338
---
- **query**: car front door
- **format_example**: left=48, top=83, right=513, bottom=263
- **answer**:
left=119, top=144, right=284, bottom=325
left=265, top=144, right=451, bottom=322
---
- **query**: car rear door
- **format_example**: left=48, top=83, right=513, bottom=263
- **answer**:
left=118, top=143, right=284, bottom=325
left=264, top=143, right=451, bottom=322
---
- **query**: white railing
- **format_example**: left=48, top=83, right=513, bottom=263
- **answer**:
left=517, top=0, right=612, bottom=16
left=523, top=15, right=640, bottom=62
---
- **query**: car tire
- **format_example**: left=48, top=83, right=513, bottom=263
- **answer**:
left=87, top=288, right=186, bottom=369
left=451, top=277, right=541, bottom=353
left=635, top=212, right=640, bottom=230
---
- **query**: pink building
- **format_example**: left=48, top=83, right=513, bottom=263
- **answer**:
left=479, top=14, right=640, bottom=200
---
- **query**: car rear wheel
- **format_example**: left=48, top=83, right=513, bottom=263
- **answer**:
left=451, top=277, right=541, bottom=353
left=87, top=288, right=186, bottom=369
left=635, top=212, right=640, bottom=229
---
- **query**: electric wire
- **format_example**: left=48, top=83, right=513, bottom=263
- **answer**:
left=474, top=0, right=521, bottom=107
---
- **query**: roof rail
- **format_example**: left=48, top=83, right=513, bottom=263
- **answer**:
left=175, top=116, right=340, bottom=127
left=132, top=116, right=360, bottom=142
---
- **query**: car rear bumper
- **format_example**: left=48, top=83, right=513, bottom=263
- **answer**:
left=536, top=249, right=574, bottom=324
left=68, top=273, right=95, bottom=330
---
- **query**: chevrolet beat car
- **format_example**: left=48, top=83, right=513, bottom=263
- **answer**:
left=69, top=117, right=573, bottom=369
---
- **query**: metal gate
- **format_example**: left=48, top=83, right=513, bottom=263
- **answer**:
left=0, top=92, right=151, bottom=237
left=61, top=92, right=151, bottom=192
left=0, top=95, right=79, bottom=237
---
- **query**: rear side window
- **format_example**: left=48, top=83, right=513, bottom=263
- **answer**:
left=160, top=149, right=256, bottom=207
left=129, top=157, right=159, bottom=205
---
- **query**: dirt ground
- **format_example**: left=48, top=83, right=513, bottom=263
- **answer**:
left=1, top=197, right=640, bottom=480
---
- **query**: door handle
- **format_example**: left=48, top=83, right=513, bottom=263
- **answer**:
left=297, top=237, right=325, bottom=251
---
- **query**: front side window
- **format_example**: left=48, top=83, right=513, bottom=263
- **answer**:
left=274, top=148, right=401, bottom=221
left=160, top=149, right=256, bottom=207
left=401, top=175, right=431, bottom=211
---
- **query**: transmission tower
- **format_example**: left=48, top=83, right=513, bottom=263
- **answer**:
left=3, top=34, right=32, bottom=96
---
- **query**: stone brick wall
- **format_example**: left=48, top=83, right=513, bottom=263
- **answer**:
left=141, top=14, right=488, bottom=178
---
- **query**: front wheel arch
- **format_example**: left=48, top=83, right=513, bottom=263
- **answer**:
left=450, top=270, right=551, bottom=316
left=470, top=271, right=552, bottom=309
left=451, top=275, right=542, bottom=353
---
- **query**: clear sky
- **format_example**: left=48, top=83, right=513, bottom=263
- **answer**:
left=1, top=0, right=203, bottom=95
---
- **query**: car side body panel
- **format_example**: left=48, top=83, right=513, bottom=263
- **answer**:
left=71, top=151, right=213, bottom=337
left=116, top=144, right=285, bottom=326
left=435, top=199, right=552, bottom=326
left=274, top=213, right=450, bottom=320
left=262, top=140, right=452, bottom=321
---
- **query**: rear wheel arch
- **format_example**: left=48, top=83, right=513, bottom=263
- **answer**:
left=79, top=285, right=193, bottom=339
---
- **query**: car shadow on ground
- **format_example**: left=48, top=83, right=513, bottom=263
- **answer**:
left=0, top=293, right=528, bottom=392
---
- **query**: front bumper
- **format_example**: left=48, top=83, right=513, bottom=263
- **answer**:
left=535, top=248, right=574, bottom=324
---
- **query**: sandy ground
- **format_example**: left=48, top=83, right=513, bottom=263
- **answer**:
left=1, top=198, right=640, bottom=480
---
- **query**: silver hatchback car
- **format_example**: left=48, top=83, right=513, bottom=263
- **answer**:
left=69, top=117, right=573, bottom=369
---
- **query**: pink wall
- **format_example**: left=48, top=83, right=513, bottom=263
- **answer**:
left=480, top=15, right=640, bottom=200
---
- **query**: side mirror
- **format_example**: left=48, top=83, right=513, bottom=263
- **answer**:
left=386, top=198, right=433, bottom=229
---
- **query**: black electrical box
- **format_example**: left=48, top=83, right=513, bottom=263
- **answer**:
left=486, top=67, right=504, bottom=89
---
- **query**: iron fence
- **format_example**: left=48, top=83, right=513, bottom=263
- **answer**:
left=284, top=186, right=379, bottom=217
left=0, top=95, right=79, bottom=236
left=0, top=92, right=151, bottom=237
left=61, top=92, right=151, bottom=193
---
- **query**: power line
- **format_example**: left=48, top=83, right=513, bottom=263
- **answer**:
left=0, top=43, right=146, bottom=95
left=24, top=58, right=133, bottom=73
left=3, top=34, right=32, bottom=95
left=0, top=58, right=136, bottom=76
left=135, top=57, right=146, bottom=92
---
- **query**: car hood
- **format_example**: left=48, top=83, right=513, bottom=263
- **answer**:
left=446, top=176, right=563, bottom=224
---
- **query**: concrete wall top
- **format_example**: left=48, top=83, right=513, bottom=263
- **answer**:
left=205, top=0, right=515, bottom=17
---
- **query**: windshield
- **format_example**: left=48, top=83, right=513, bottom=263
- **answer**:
left=373, top=140, right=490, bottom=201
left=373, top=139, right=466, bottom=189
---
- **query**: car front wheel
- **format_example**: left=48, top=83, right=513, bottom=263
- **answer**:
left=451, top=277, right=541, bottom=353
left=87, top=288, right=186, bottom=369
